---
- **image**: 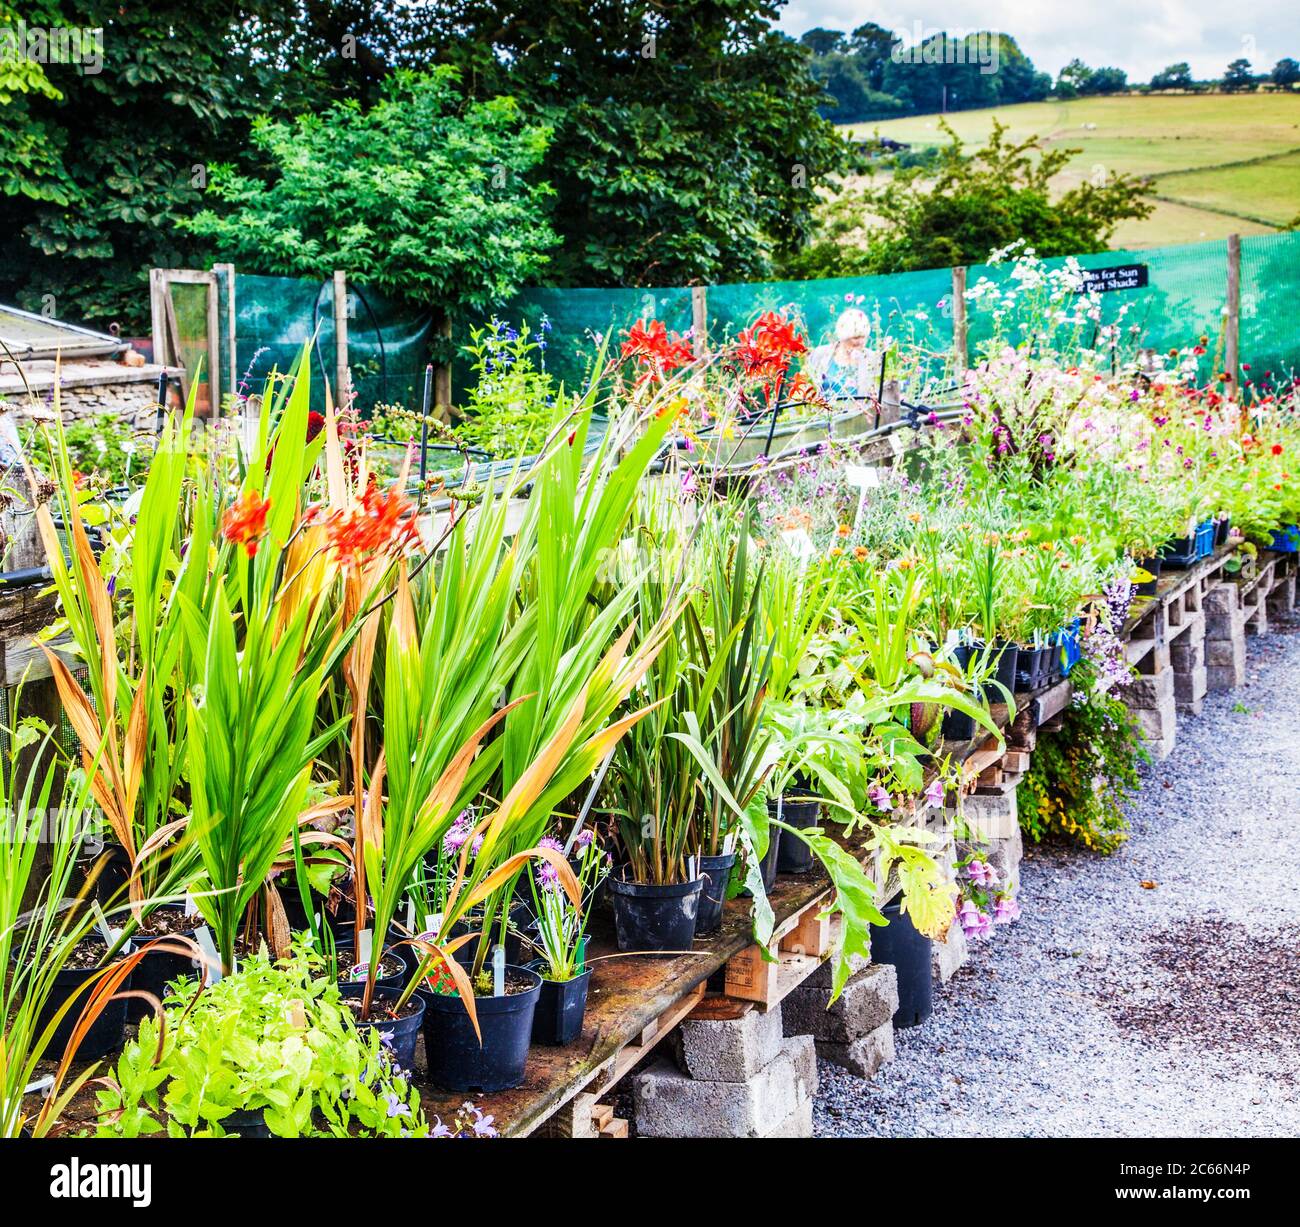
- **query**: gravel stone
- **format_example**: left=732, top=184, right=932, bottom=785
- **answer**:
left=814, top=612, right=1300, bottom=1138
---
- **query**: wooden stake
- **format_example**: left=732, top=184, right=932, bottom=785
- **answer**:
left=952, top=265, right=968, bottom=375
left=1225, top=234, right=1241, bottom=398
left=333, top=270, right=349, bottom=410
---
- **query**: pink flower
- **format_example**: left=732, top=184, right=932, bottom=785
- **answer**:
left=965, top=859, right=996, bottom=887
left=923, top=778, right=945, bottom=806
left=993, top=895, right=1021, bottom=924
left=868, top=783, right=894, bottom=812
left=958, top=900, right=993, bottom=940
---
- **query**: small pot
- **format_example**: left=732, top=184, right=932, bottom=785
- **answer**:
left=1133, top=553, right=1163, bottom=596
left=695, top=852, right=737, bottom=935
left=222, top=1107, right=272, bottom=1139
left=448, top=901, right=533, bottom=968
left=1160, top=534, right=1197, bottom=569
left=773, top=795, right=820, bottom=874
left=530, top=968, right=591, bottom=1046
left=339, top=984, right=425, bottom=1072
left=991, top=641, right=1019, bottom=694
left=608, top=874, right=703, bottom=952
left=757, top=821, right=782, bottom=890
left=870, top=902, right=933, bottom=1029
left=941, top=706, right=979, bottom=741
left=126, top=908, right=202, bottom=1022
left=335, top=930, right=412, bottom=993
left=420, top=965, right=542, bottom=1092
left=34, top=937, right=135, bottom=1061
left=1014, top=645, right=1042, bottom=692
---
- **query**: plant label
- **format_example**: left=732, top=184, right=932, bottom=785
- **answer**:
left=492, top=944, right=505, bottom=997
left=193, top=925, right=221, bottom=985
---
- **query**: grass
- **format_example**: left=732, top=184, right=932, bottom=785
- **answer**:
left=847, top=94, right=1300, bottom=247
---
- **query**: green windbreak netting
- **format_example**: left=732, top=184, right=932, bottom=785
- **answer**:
left=232, top=273, right=434, bottom=414
left=225, top=233, right=1299, bottom=423
left=1241, top=231, right=1300, bottom=390
left=459, top=285, right=695, bottom=399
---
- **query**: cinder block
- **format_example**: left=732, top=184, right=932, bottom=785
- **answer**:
left=677, top=1001, right=784, bottom=1083
left=635, top=1035, right=818, bottom=1138
left=933, top=920, right=968, bottom=982
left=815, top=1022, right=896, bottom=1078
left=760, top=1095, right=814, bottom=1138
left=1170, top=637, right=1204, bottom=673
left=1127, top=667, right=1174, bottom=708
left=1204, top=582, right=1240, bottom=620
left=781, top=963, right=898, bottom=1044
left=957, top=790, right=1018, bottom=841
left=1173, top=664, right=1208, bottom=706
left=1179, top=610, right=1207, bottom=646
left=1131, top=696, right=1176, bottom=743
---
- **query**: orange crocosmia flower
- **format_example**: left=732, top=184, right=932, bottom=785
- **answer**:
left=326, top=483, right=422, bottom=569
left=222, top=490, right=271, bottom=558
left=621, top=319, right=694, bottom=374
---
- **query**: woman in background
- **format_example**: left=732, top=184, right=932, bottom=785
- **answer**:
left=806, top=307, right=880, bottom=405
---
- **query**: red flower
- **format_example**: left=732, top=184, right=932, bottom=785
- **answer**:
left=621, top=319, right=694, bottom=375
left=734, top=311, right=807, bottom=379
left=1272, top=443, right=1284, bottom=456
left=222, top=490, right=271, bottom=558
left=326, top=481, right=421, bottom=569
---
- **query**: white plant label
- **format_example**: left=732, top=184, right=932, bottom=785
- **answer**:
left=193, top=925, right=221, bottom=985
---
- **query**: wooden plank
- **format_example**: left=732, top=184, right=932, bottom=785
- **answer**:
left=332, top=270, right=349, bottom=409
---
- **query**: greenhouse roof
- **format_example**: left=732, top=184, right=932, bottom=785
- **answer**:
left=0, top=303, right=125, bottom=362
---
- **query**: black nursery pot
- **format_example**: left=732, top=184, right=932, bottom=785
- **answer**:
left=695, top=852, right=737, bottom=935
left=608, top=874, right=703, bottom=952
left=421, top=966, right=542, bottom=1092
left=340, top=984, right=426, bottom=1072
left=870, top=901, right=933, bottom=1029
left=941, top=705, right=979, bottom=740
left=448, top=902, right=534, bottom=968
left=336, top=930, right=413, bottom=992
left=1134, top=554, right=1163, bottom=597
left=126, top=908, right=201, bottom=1022
left=992, top=641, right=1019, bottom=694
left=1161, top=534, right=1197, bottom=569
left=222, top=1108, right=272, bottom=1139
left=758, top=809, right=784, bottom=889
left=530, top=968, right=591, bottom=1046
left=1214, top=516, right=1231, bottom=548
left=34, top=938, right=134, bottom=1061
left=1014, top=645, right=1043, bottom=692
left=774, top=795, right=821, bottom=874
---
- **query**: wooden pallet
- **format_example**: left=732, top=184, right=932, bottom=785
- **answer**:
left=723, top=898, right=838, bottom=1010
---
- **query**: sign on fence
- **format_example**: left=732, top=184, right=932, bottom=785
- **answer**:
left=1077, top=264, right=1149, bottom=294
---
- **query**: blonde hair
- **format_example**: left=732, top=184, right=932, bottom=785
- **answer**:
left=835, top=308, right=871, bottom=342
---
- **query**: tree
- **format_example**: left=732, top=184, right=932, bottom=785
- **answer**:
left=1082, top=67, right=1128, bottom=95
left=781, top=119, right=1154, bottom=279
left=1057, top=58, right=1094, bottom=98
left=0, top=1, right=402, bottom=329
left=846, top=22, right=897, bottom=90
left=800, top=27, right=846, bottom=57
left=1273, top=58, right=1300, bottom=87
left=1222, top=58, right=1255, bottom=92
left=386, top=1, right=847, bottom=288
left=181, top=70, right=557, bottom=315
left=1150, top=62, right=1194, bottom=90
left=811, top=54, right=906, bottom=124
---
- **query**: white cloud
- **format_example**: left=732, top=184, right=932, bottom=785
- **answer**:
left=777, top=0, right=1297, bottom=81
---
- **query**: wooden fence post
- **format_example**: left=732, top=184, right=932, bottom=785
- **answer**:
left=951, top=265, right=968, bottom=374
left=691, top=286, right=708, bottom=357
left=332, top=269, right=349, bottom=409
left=433, top=309, right=452, bottom=422
left=1225, top=234, right=1241, bottom=393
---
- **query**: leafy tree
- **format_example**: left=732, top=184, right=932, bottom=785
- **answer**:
left=1082, top=66, right=1128, bottom=95
left=1150, top=62, right=1194, bottom=90
left=0, top=1, right=403, bottom=329
left=181, top=70, right=557, bottom=315
left=780, top=120, right=1154, bottom=279
left=1222, top=58, right=1255, bottom=92
left=811, top=54, right=907, bottom=123
left=387, top=1, right=846, bottom=287
left=846, top=22, right=897, bottom=90
left=1272, top=57, right=1300, bottom=87
left=800, top=27, right=846, bottom=57
left=1057, top=58, right=1094, bottom=98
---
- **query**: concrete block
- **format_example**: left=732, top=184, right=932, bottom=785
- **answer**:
left=635, top=1035, right=818, bottom=1138
left=760, top=1095, right=814, bottom=1138
left=1180, top=610, right=1206, bottom=646
left=782, top=963, right=898, bottom=1044
left=677, top=1001, right=784, bottom=1083
left=1131, top=696, right=1176, bottom=743
left=957, top=790, right=1018, bottom=841
left=1170, top=637, right=1204, bottom=673
left=1173, top=664, right=1208, bottom=706
left=815, top=1022, right=896, bottom=1078
left=1204, top=582, right=1240, bottom=620
left=1127, top=667, right=1174, bottom=708
left=933, top=920, right=968, bottom=982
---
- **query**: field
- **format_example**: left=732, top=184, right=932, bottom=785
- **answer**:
left=848, top=94, right=1300, bottom=248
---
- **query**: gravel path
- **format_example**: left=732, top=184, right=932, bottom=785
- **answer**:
left=816, top=613, right=1300, bottom=1138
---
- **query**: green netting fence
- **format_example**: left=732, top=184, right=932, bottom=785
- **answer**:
left=220, top=232, right=1300, bottom=422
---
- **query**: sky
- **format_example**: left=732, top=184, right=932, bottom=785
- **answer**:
left=775, top=1, right=1296, bottom=82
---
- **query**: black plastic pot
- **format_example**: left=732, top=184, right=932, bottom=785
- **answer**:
left=34, top=938, right=134, bottom=1061
left=1214, top=516, right=1231, bottom=548
left=448, top=901, right=533, bottom=968
left=222, top=1108, right=272, bottom=1138
left=1161, top=534, right=1197, bottom=569
left=695, top=852, right=737, bottom=934
left=126, top=909, right=201, bottom=1022
left=774, top=795, right=820, bottom=874
left=340, top=984, right=425, bottom=1072
left=991, top=641, right=1019, bottom=693
left=336, top=930, right=412, bottom=993
left=608, top=874, right=703, bottom=952
left=1134, top=553, right=1163, bottom=596
left=530, top=968, right=591, bottom=1046
left=941, top=706, right=979, bottom=740
left=757, top=812, right=783, bottom=890
left=870, top=902, right=933, bottom=1029
left=1014, top=645, right=1043, bottom=692
left=1044, top=642, right=1063, bottom=686
left=420, top=966, right=541, bottom=1092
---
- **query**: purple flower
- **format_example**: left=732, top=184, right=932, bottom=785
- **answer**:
left=867, top=783, right=893, bottom=812
left=993, top=895, right=1021, bottom=924
left=384, top=1093, right=411, bottom=1119
left=431, top=1117, right=452, bottom=1138
left=965, top=859, right=996, bottom=887
left=958, top=900, right=993, bottom=939
left=923, top=779, right=945, bottom=806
